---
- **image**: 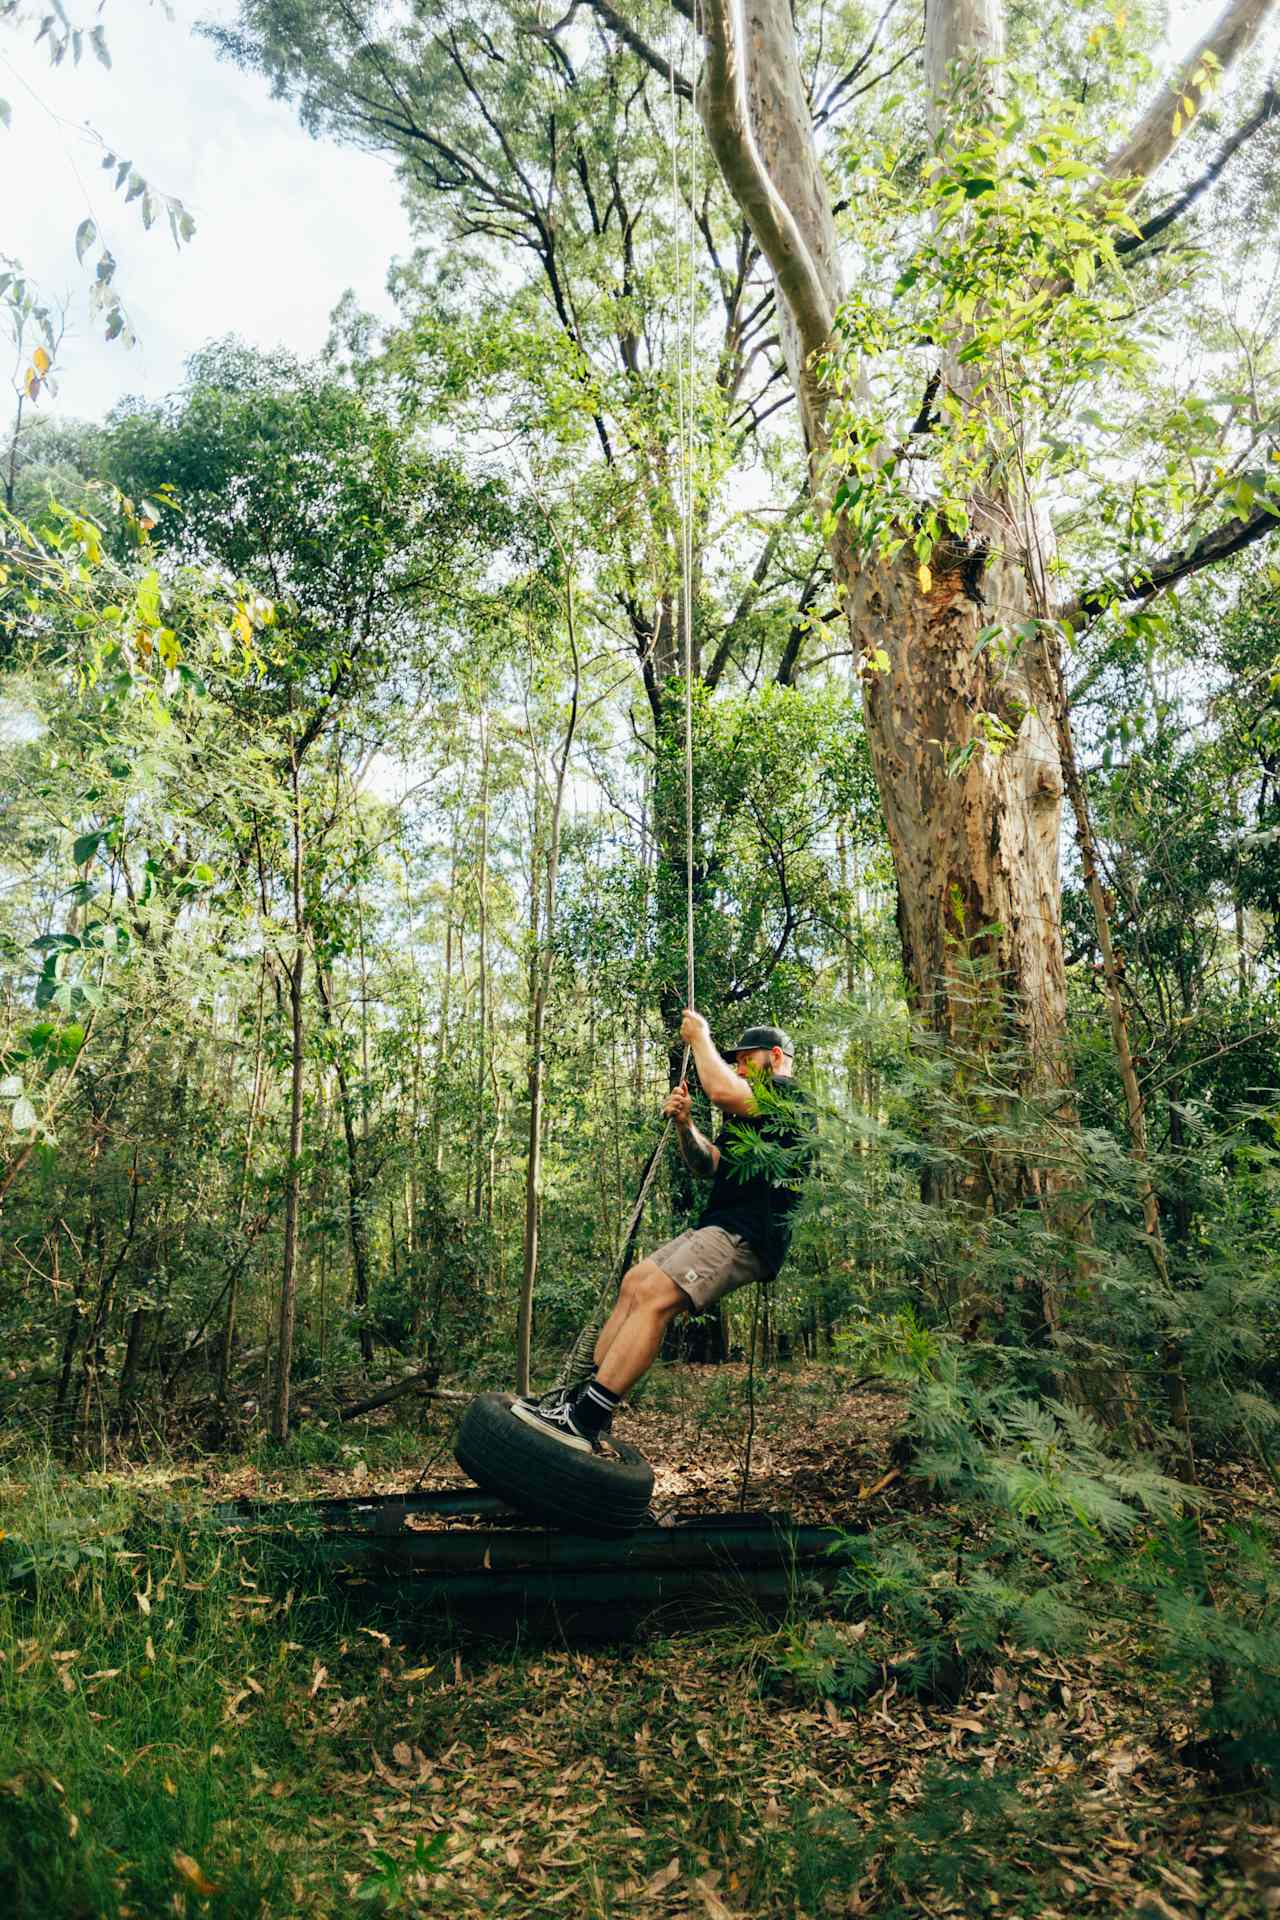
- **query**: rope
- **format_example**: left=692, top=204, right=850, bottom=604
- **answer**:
left=673, top=10, right=697, bottom=1022
left=552, top=11, right=701, bottom=1393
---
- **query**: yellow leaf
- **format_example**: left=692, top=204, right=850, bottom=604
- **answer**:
left=917, top=563, right=933, bottom=594
left=1172, top=108, right=1182, bottom=136
left=33, top=346, right=51, bottom=374
left=164, top=1775, right=177, bottom=1796
left=646, top=1858, right=681, bottom=1896
left=23, top=368, right=40, bottom=400
left=173, top=1850, right=219, bottom=1897
left=233, top=608, right=253, bottom=648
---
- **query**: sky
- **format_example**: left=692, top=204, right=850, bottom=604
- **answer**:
left=1, top=0, right=408, bottom=421
left=0, top=0, right=1249, bottom=428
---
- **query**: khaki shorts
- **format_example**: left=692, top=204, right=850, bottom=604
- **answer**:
left=649, top=1226, right=771, bottom=1312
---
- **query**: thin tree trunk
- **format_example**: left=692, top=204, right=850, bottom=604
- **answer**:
left=221, top=955, right=269, bottom=1405
left=517, top=552, right=582, bottom=1397
left=401, top=848, right=421, bottom=1253
left=316, top=966, right=375, bottom=1364
left=634, top=765, right=651, bottom=1101
left=432, top=816, right=460, bottom=1175
left=473, top=714, right=490, bottom=1222
left=271, top=741, right=306, bottom=1442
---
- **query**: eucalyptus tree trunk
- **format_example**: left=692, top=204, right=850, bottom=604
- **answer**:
left=697, top=0, right=1271, bottom=1234
left=700, top=0, right=1068, bottom=1193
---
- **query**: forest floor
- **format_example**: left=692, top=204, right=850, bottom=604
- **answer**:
left=3, top=1364, right=1279, bottom=1918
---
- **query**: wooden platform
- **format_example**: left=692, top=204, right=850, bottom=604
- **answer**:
left=216, top=1490, right=855, bottom=1639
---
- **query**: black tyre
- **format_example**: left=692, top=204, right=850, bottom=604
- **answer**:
left=454, top=1393, right=654, bottom=1537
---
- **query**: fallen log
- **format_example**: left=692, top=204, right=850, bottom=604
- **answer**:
left=338, top=1372, right=472, bottom=1422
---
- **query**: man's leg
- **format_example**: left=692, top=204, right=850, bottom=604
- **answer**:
left=592, top=1284, right=636, bottom=1371
left=592, top=1260, right=687, bottom=1398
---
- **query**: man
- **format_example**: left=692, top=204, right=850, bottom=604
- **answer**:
left=512, top=1009, right=813, bottom=1452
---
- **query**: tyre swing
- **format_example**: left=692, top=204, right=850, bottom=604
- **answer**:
left=456, top=50, right=703, bottom=1536
left=454, top=1110, right=677, bottom=1534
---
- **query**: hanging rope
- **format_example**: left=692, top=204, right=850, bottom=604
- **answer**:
left=553, top=12, right=701, bottom=1393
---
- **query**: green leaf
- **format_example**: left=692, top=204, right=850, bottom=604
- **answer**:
left=73, top=830, right=104, bottom=866
left=75, top=218, right=96, bottom=264
left=1072, top=252, right=1095, bottom=292
left=90, top=25, right=111, bottom=68
left=962, top=177, right=995, bottom=197
left=0, top=98, right=11, bottom=130
left=136, top=570, right=161, bottom=626
left=31, top=933, right=80, bottom=953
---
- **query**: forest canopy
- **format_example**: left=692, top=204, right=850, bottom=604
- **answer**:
left=3, top=0, right=1280, bottom=1912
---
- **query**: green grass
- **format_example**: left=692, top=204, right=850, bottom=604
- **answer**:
left=0, top=1461, right=356, bottom=1917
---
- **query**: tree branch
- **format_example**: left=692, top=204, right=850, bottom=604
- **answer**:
left=1066, top=500, right=1280, bottom=626
left=581, top=0, right=693, bottom=98
left=812, top=0, right=902, bottom=127
left=1103, top=0, right=1278, bottom=193
left=1117, top=79, right=1279, bottom=256
left=697, top=0, right=836, bottom=369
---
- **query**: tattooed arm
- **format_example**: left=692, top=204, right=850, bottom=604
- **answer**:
left=662, top=1081, right=721, bottom=1177
left=678, top=1122, right=720, bottom=1179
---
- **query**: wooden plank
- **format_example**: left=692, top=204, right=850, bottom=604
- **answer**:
left=310, top=1522, right=849, bottom=1576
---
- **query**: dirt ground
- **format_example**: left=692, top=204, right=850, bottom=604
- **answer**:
left=195, top=1367, right=1280, bottom=1919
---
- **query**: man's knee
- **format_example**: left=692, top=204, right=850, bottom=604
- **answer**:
left=628, top=1259, right=686, bottom=1316
left=620, top=1262, right=646, bottom=1305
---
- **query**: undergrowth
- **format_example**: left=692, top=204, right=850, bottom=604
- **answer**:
left=0, top=1462, right=355, bottom=1917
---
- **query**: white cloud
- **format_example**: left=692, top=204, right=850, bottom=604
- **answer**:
left=2, top=1, right=408, bottom=420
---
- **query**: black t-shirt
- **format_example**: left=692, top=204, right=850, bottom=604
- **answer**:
left=696, top=1078, right=814, bottom=1277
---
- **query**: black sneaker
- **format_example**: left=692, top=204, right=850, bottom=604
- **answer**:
left=509, top=1391, right=595, bottom=1453
left=513, top=1384, right=576, bottom=1416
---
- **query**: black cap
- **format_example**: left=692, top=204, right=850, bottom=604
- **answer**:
left=727, top=1025, right=794, bottom=1059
